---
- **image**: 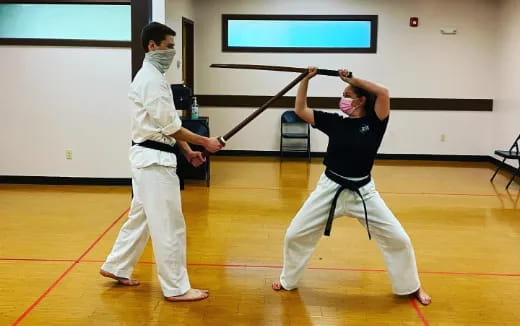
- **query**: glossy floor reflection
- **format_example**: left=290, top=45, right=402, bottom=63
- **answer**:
left=1, top=157, right=519, bottom=325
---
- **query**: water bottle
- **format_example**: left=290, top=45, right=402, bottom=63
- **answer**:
left=191, top=96, right=199, bottom=120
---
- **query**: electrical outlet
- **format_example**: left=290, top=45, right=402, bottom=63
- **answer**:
left=65, top=150, right=72, bottom=160
left=440, top=134, right=446, bottom=142
left=441, top=27, right=457, bottom=35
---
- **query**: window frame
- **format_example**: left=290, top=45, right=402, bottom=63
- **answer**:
left=222, top=14, right=378, bottom=53
left=0, top=0, right=131, bottom=47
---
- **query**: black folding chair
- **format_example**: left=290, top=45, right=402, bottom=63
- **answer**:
left=280, top=111, right=310, bottom=162
left=490, top=133, right=520, bottom=189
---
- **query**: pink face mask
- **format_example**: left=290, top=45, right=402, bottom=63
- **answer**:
left=339, top=97, right=357, bottom=115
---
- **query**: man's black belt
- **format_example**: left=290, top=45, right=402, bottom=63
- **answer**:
left=132, top=140, right=176, bottom=153
left=324, top=169, right=372, bottom=239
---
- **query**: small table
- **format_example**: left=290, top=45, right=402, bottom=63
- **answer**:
left=177, top=117, right=210, bottom=188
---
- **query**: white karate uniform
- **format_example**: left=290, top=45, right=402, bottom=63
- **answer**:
left=101, top=61, right=191, bottom=297
left=280, top=173, right=421, bottom=295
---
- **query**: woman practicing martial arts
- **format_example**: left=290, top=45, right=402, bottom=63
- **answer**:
left=272, top=67, right=431, bottom=305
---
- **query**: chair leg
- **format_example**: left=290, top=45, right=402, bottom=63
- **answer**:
left=280, top=138, right=283, bottom=161
left=506, top=161, right=520, bottom=189
left=490, top=158, right=506, bottom=182
left=179, top=174, right=185, bottom=190
left=307, top=138, right=311, bottom=163
left=206, top=163, right=210, bottom=187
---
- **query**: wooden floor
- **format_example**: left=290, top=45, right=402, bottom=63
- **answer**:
left=1, top=157, right=519, bottom=326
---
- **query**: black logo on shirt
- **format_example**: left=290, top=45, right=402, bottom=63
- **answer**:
left=359, top=124, right=370, bottom=134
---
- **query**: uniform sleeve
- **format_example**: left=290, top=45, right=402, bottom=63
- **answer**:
left=368, top=105, right=389, bottom=131
left=312, top=110, right=339, bottom=136
left=143, top=82, right=182, bottom=136
left=368, top=95, right=389, bottom=125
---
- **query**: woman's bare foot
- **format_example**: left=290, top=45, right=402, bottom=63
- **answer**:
left=99, top=269, right=140, bottom=286
left=272, top=281, right=286, bottom=291
left=165, top=288, right=209, bottom=302
left=411, top=287, right=431, bottom=305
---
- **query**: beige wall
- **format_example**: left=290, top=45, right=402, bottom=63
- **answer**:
left=0, top=0, right=515, bottom=178
left=493, top=0, right=520, bottom=168
left=190, top=0, right=499, bottom=154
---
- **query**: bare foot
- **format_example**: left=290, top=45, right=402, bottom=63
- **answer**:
left=272, top=281, right=286, bottom=291
left=411, top=287, right=431, bottom=305
left=165, top=288, right=209, bottom=302
left=99, top=269, right=140, bottom=286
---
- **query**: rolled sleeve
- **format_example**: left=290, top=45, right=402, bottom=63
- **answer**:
left=145, top=94, right=182, bottom=136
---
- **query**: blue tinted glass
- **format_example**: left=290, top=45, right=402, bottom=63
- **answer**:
left=0, top=4, right=130, bottom=41
left=228, top=20, right=371, bottom=48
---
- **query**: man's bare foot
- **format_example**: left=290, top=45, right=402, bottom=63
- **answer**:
left=411, top=287, right=431, bottom=305
left=165, top=288, right=209, bottom=302
left=272, top=281, right=286, bottom=291
left=99, top=269, right=140, bottom=286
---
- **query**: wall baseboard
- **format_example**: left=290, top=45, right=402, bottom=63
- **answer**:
left=376, top=153, right=490, bottom=162
left=216, top=150, right=492, bottom=162
left=0, top=176, right=131, bottom=186
left=1, top=153, right=517, bottom=186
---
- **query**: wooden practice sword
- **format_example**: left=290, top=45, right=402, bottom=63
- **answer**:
left=205, top=63, right=348, bottom=155
left=210, top=63, right=340, bottom=77
left=213, top=71, right=309, bottom=148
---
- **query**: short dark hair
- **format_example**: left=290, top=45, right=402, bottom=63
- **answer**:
left=141, top=22, right=176, bottom=52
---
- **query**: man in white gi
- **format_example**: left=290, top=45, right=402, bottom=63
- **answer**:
left=100, top=22, right=222, bottom=302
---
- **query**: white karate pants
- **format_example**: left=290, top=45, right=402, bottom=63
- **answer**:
left=102, top=164, right=191, bottom=297
left=280, top=173, right=421, bottom=295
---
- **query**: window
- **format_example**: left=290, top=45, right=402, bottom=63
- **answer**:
left=222, top=15, right=378, bottom=53
left=0, top=2, right=131, bottom=47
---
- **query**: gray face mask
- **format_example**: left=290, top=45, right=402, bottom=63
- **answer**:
left=144, top=48, right=176, bottom=73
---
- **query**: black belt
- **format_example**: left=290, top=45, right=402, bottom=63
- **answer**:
left=324, top=169, right=372, bottom=239
left=132, top=140, right=176, bottom=153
